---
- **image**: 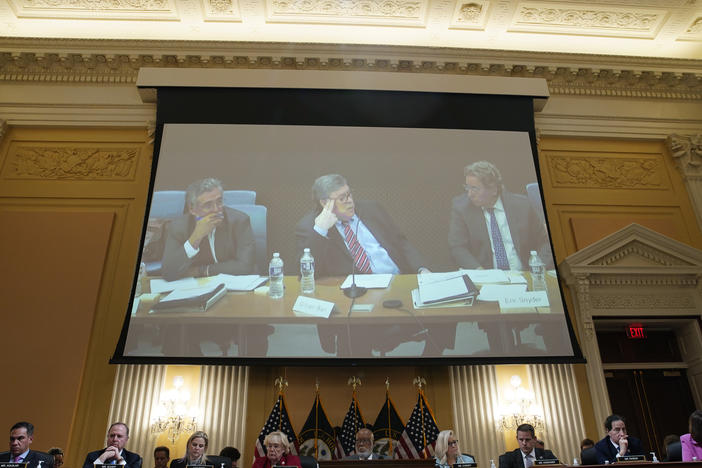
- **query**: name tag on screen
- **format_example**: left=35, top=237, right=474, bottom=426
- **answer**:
left=498, top=291, right=549, bottom=309
left=534, top=459, right=560, bottom=465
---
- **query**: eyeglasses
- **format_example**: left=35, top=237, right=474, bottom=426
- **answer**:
left=266, top=443, right=283, bottom=450
left=448, top=440, right=458, bottom=447
left=329, top=191, right=353, bottom=203
left=195, top=197, right=223, bottom=212
left=356, top=438, right=372, bottom=444
left=463, top=184, right=483, bottom=193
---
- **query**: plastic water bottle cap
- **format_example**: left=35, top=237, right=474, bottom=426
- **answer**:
left=273, top=252, right=280, bottom=257
left=304, top=248, right=310, bottom=253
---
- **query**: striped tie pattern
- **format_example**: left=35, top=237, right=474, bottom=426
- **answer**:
left=342, top=222, right=373, bottom=273
left=487, top=207, right=510, bottom=270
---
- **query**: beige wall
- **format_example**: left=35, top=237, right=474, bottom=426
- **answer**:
left=2, top=125, right=701, bottom=466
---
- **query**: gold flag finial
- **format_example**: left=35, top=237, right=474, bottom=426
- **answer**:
left=385, top=377, right=391, bottom=391
left=274, top=376, right=288, bottom=393
left=315, top=377, right=320, bottom=393
left=413, top=376, right=426, bottom=390
left=347, top=376, right=362, bottom=391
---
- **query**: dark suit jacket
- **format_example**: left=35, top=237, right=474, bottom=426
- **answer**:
left=498, top=448, right=557, bottom=468
left=170, top=455, right=230, bottom=468
left=162, top=206, right=256, bottom=281
left=82, top=449, right=142, bottom=468
left=448, top=191, right=551, bottom=270
left=0, top=450, right=54, bottom=468
left=343, top=453, right=389, bottom=460
left=594, top=436, right=645, bottom=464
left=295, top=200, right=426, bottom=278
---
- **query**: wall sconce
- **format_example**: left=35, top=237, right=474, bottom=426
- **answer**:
left=495, top=375, right=544, bottom=432
left=151, top=376, right=199, bottom=443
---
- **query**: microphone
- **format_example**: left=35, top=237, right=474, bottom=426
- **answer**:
left=343, top=216, right=367, bottom=299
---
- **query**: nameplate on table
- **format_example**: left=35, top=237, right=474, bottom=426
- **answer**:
left=186, top=464, right=214, bottom=468
left=273, top=465, right=299, bottom=468
left=616, top=455, right=646, bottom=463
left=0, top=463, right=28, bottom=468
left=454, top=462, right=477, bottom=468
left=95, top=464, right=123, bottom=468
left=498, top=290, right=549, bottom=309
left=534, top=459, right=560, bottom=465
left=293, top=295, right=335, bottom=318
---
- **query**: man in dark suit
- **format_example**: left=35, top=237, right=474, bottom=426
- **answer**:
left=82, top=422, right=142, bottom=468
left=296, top=174, right=428, bottom=278
left=448, top=161, right=551, bottom=270
left=0, top=422, right=53, bottom=468
left=344, top=429, right=388, bottom=460
left=594, top=414, right=645, bottom=464
left=499, top=424, right=557, bottom=468
left=161, top=177, right=255, bottom=281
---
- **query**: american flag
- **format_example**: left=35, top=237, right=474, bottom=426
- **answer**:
left=335, top=394, right=366, bottom=458
left=371, top=391, right=405, bottom=459
left=394, top=391, right=439, bottom=459
left=255, top=393, right=299, bottom=457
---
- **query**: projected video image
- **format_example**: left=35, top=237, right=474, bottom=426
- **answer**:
left=122, top=124, right=574, bottom=362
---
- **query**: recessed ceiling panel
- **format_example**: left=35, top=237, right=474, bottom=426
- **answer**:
left=265, top=0, right=428, bottom=26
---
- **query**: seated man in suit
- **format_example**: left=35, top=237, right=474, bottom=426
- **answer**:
left=296, top=174, right=429, bottom=278
left=345, top=428, right=387, bottom=460
left=0, top=422, right=53, bottom=468
left=161, top=177, right=255, bottom=281
left=594, top=414, right=645, bottom=464
left=448, top=161, right=551, bottom=271
left=498, top=424, right=557, bottom=468
left=82, top=422, right=142, bottom=468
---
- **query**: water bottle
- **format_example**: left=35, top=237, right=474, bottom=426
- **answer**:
left=529, top=250, right=546, bottom=291
left=573, top=458, right=580, bottom=466
left=651, top=452, right=659, bottom=463
left=135, top=261, right=146, bottom=297
left=490, top=460, right=496, bottom=468
left=268, top=252, right=284, bottom=299
left=300, top=248, right=315, bottom=294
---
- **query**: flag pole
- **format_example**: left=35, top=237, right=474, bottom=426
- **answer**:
left=386, top=377, right=393, bottom=456
left=314, top=380, right=320, bottom=459
left=274, top=376, right=288, bottom=432
left=413, top=377, right=427, bottom=459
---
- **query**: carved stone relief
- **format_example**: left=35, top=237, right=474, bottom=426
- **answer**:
left=590, top=293, right=696, bottom=309
left=202, top=0, right=240, bottom=18
left=513, top=3, right=664, bottom=37
left=668, top=134, right=702, bottom=176
left=547, top=154, right=664, bottom=188
left=267, top=0, right=424, bottom=24
left=5, top=146, right=138, bottom=180
left=9, top=0, right=178, bottom=18
left=449, top=1, right=488, bottom=29
left=591, top=241, right=693, bottom=267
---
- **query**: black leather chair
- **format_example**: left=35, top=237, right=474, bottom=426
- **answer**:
left=299, top=456, right=318, bottom=468
left=665, top=441, right=682, bottom=462
left=580, top=447, right=599, bottom=465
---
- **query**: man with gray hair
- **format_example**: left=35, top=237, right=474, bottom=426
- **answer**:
left=448, top=160, right=550, bottom=270
left=161, top=177, right=255, bottom=280
left=295, top=174, right=428, bottom=278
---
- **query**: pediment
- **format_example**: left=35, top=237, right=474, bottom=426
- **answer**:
left=560, top=223, right=702, bottom=275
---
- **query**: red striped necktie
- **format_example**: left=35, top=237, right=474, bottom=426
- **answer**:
left=342, top=221, right=373, bottom=274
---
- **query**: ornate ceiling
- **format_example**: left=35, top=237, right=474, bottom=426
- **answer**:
left=1, top=0, right=701, bottom=60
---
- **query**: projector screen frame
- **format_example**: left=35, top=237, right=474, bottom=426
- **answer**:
left=112, top=70, right=584, bottom=366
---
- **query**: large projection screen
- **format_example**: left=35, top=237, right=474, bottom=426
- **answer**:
left=114, top=74, right=583, bottom=365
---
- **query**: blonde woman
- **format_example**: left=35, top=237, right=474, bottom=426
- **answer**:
left=435, top=430, right=474, bottom=468
left=171, top=432, right=210, bottom=468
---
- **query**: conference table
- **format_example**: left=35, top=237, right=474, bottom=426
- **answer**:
left=128, top=272, right=572, bottom=358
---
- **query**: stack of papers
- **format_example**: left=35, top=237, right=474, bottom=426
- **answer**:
left=151, top=282, right=227, bottom=313
left=340, top=274, right=393, bottom=289
left=413, top=274, right=478, bottom=308
left=203, top=274, right=268, bottom=291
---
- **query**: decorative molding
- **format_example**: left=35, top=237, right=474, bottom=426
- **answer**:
left=547, top=155, right=664, bottom=189
left=449, top=1, right=489, bottom=29
left=202, top=0, right=241, bottom=20
left=588, top=274, right=698, bottom=286
left=8, top=0, right=178, bottom=19
left=668, top=133, right=702, bottom=176
left=265, top=0, right=425, bottom=25
left=590, top=293, right=696, bottom=309
left=512, top=3, right=664, bottom=38
left=0, top=120, right=7, bottom=145
left=591, top=240, right=691, bottom=267
left=5, top=146, right=138, bottom=180
left=0, top=41, right=700, bottom=100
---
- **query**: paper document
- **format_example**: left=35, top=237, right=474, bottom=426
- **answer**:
left=293, top=296, right=335, bottom=318
left=159, top=282, right=224, bottom=303
left=417, top=274, right=476, bottom=304
left=150, top=277, right=198, bottom=294
left=416, top=271, right=466, bottom=286
left=465, top=269, right=509, bottom=284
left=477, top=284, right=528, bottom=302
left=411, top=289, right=474, bottom=309
left=340, top=274, right=393, bottom=289
left=204, top=274, right=267, bottom=291
left=498, top=290, right=550, bottom=309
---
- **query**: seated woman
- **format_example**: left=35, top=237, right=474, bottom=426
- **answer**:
left=681, top=410, right=702, bottom=461
left=252, top=431, right=301, bottom=468
left=171, top=431, right=212, bottom=468
left=435, top=430, right=474, bottom=468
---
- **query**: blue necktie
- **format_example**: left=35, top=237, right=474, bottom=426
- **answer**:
left=487, top=207, right=509, bottom=270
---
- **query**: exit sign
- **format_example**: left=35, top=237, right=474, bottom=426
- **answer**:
left=626, top=323, right=646, bottom=339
